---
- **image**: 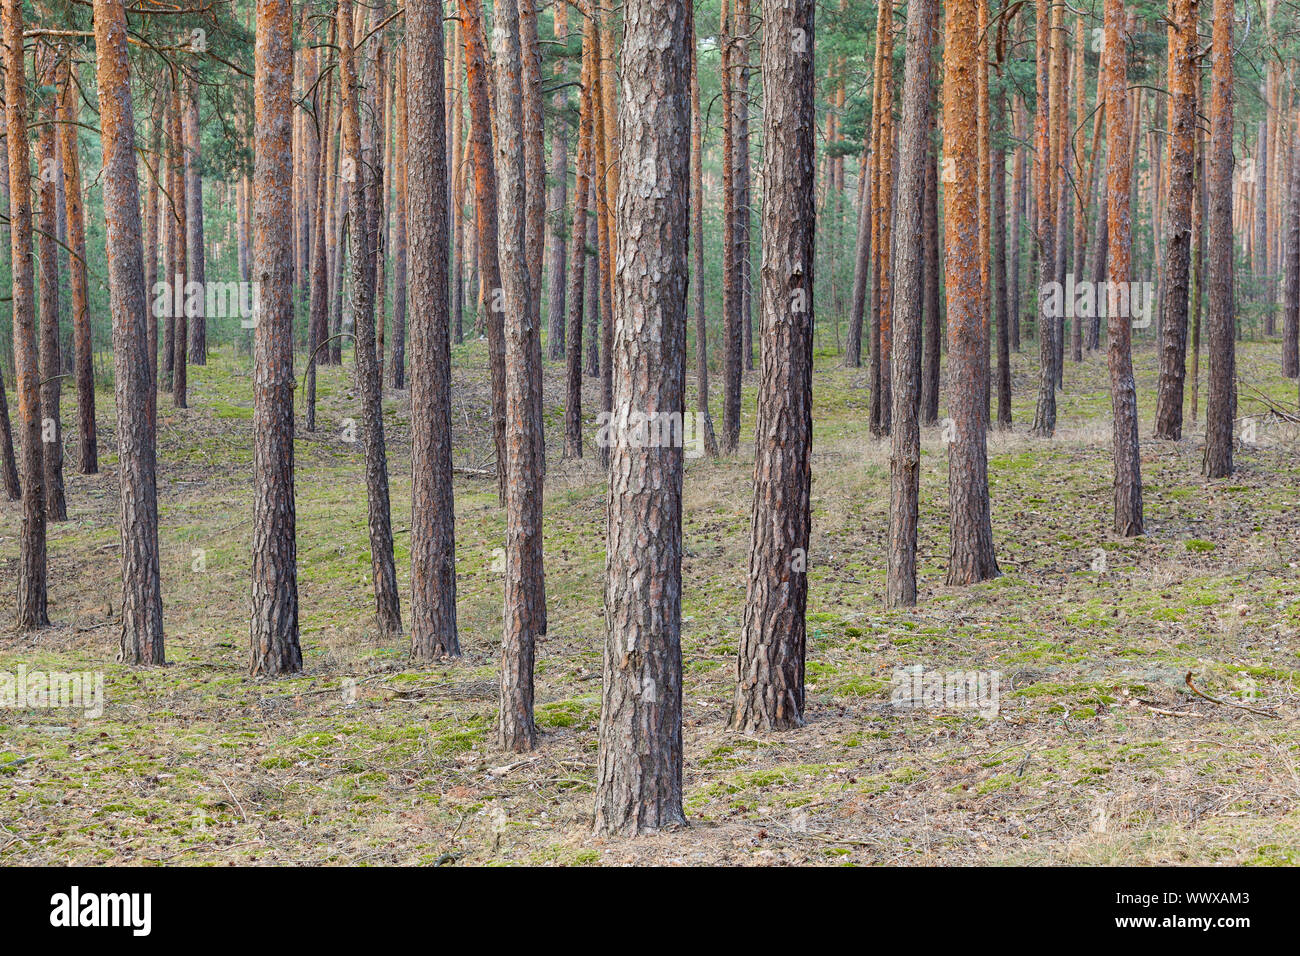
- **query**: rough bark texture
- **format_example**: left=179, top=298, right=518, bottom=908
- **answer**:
left=1203, top=0, right=1236, bottom=478
left=733, top=0, right=816, bottom=726
left=943, top=0, right=1000, bottom=585
left=1103, top=0, right=1144, bottom=536
left=407, top=0, right=460, bottom=661
left=58, top=53, right=97, bottom=475
left=921, top=36, right=941, bottom=427
left=94, top=0, right=164, bottom=658
left=6, top=0, right=49, bottom=627
left=546, top=3, right=570, bottom=361
left=249, top=0, right=303, bottom=676
left=341, top=0, right=403, bottom=638
left=564, top=20, right=595, bottom=460
left=885, top=0, right=932, bottom=607
left=1154, top=0, right=1198, bottom=440
left=493, top=0, right=546, bottom=752
left=690, top=12, right=719, bottom=457
left=594, top=0, right=690, bottom=836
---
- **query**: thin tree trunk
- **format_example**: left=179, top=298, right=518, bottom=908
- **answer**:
left=184, top=77, right=207, bottom=366
left=391, top=53, right=408, bottom=388
left=37, top=49, right=68, bottom=522
left=546, top=2, right=570, bottom=361
left=1030, top=0, right=1057, bottom=435
left=921, top=35, right=941, bottom=426
left=564, top=18, right=594, bottom=460
left=169, top=75, right=188, bottom=409
left=691, top=13, right=720, bottom=458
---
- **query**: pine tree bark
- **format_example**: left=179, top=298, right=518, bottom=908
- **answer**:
left=594, top=0, right=690, bottom=835
left=1103, top=0, right=1144, bottom=535
left=306, top=29, right=335, bottom=430
left=921, top=33, right=941, bottom=426
left=886, top=0, right=933, bottom=607
left=993, top=88, right=1011, bottom=428
left=944, top=0, right=999, bottom=585
left=690, top=10, right=720, bottom=458
left=94, top=0, right=164, bottom=658
left=733, top=0, right=816, bottom=723
left=1285, top=115, right=1300, bottom=379
left=563, top=19, right=595, bottom=460
left=169, top=76, right=189, bottom=409
left=184, top=77, right=207, bottom=366
left=6, top=0, right=49, bottom=627
left=58, top=52, right=97, bottom=474
left=341, top=0, right=403, bottom=638
left=1154, top=0, right=1198, bottom=439
left=493, top=0, right=546, bottom=752
left=719, top=0, right=741, bottom=452
left=546, top=2, right=570, bottom=362
left=407, top=0, right=460, bottom=661
left=1203, top=0, right=1236, bottom=478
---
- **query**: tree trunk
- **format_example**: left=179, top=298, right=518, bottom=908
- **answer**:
left=306, top=26, right=335, bottom=431
left=1103, top=0, right=1144, bottom=535
left=58, top=53, right=97, bottom=474
left=885, top=0, right=933, bottom=608
left=458, top=0, right=509, bottom=503
left=1154, top=0, right=1198, bottom=440
left=594, top=0, right=690, bottom=835
left=921, top=35, right=941, bottom=426
left=184, top=78, right=207, bottom=366
left=993, top=89, right=1011, bottom=428
left=94, top=0, right=164, bottom=657
left=564, top=18, right=594, bottom=460
left=691, top=13, right=720, bottom=458
left=6, top=0, right=49, bottom=627
left=1285, top=114, right=1300, bottom=379
left=408, top=0, right=460, bottom=661
left=341, top=0, right=403, bottom=638
left=249, top=0, right=304, bottom=676
left=391, top=53, right=409, bottom=388
left=719, top=0, right=742, bottom=452
left=546, top=2, right=570, bottom=361
left=733, top=0, right=815, bottom=724
left=169, top=76, right=189, bottom=409
left=943, top=0, right=1000, bottom=585
left=1030, top=0, right=1057, bottom=436
left=1203, top=0, right=1236, bottom=478
left=492, top=0, right=546, bottom=752
left=37, top=49, right=68, bottom=522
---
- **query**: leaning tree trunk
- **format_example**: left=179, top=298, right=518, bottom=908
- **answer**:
left=733, top=0, right=816, bottom=726
left=943, top=0, right=1000, bottom=585
left=407, top=0, right=460, bottom=661
left=492, top=0, right=546, bottom=752
left=1154, top=0, right=1198, bottom=440
left=340, top=0, right=403, bottom=638
left=1203, top=0, right=1236, bottom=478
left=1103, top=0, right=1144, bottom=535
left=94, top=0, right=164, bottom=658
left=58, top=54, right=97, bottom=474
left=594, top=0, right=690, bottom=836
left=249, top=0, right=304, bottom=676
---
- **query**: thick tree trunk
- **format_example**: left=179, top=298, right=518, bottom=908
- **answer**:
left=249, top=0, right=304, bottom=676
left=58, top=54, right=97, bottom=474
left=492, top=0, right=546, bottom=752
left=1203, top=0, right=1236, bottom=478
left=94, top=0, right=164, bottom=657
left=1154, top=0, right=1198, bottom=440
left=594, top=0, right=690, bottom=835
left=1103, top=0, right=1144, bottom=535
left=407, top=0, right=460, bottom=661
left=733, top=0, right=816, bottom=725
left=6, top=0, right=49, bottom=627
left=341, top=0, right=403, bottom=638
left=943, top=0, right=999, bottom=585
left=885, top=0, right=933, bottom=608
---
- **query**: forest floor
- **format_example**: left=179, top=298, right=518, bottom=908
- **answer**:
left=3, top=333, right=1300, bottom=866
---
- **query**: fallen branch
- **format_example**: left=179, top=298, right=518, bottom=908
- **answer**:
left=1184, top=672, right=1280, bottom=719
